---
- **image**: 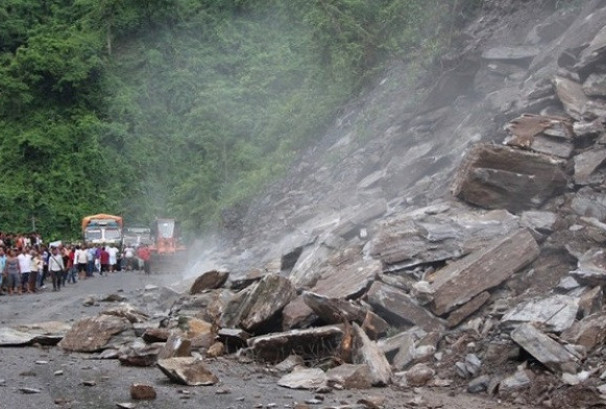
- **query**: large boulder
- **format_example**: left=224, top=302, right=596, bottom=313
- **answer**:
left=452, top=144, right=568, bottom=213
left=220, top=274, right=296, bottom=332
left=190, top=270, right=230, bottom=294
left=430, top=229, right=539, bottom=316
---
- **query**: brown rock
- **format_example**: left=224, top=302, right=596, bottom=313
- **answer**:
left=158, top=333, right=192, bottom=359
left=206, top=342, right=225, bottom=358
left=142, top=328, right=170, bottom=343
left=431, top=229, right=539, bottom=316
left=366, top=281, right=443, bottom=332
left=157, top=357, right=218, bottom=386
left=101, top=303, right=149, bottom=323
left=405, top=363, right=435, bottom=387
left=58, top=315, right=131, bottom=352
left=361, top=311, right=389, bottom=340
left=452, top=144, right=568, bottom=213
left=130, top=383, right=157, bottom=400
left=447, top=291, right=491, bottom=328
left=282, top=296, right=316, bottom=330
left=190, top=270, right=230, bottom=294
left=561, top=313, right=606, bottom=352
left=358, top=395, right=386, bottom=409
left=302, top=291, right=367, bottom=324
left=579, top=286, right=603, bottom=318
left=352, top=323, right=392, bottom=386
left=326, top=364, right=373, bottom=389
left=184, top=318, right=214, bottom=350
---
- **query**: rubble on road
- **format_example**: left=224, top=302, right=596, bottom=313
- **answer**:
left=157, top=357, right=219, bottom=386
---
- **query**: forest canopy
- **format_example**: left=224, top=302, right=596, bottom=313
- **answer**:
left=0, top=0, right=481, bottom=238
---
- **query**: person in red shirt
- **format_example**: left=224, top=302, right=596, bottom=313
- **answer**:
left=137, top=245, right=151, bottom=275
left=100, top=247, right=110, bottom=275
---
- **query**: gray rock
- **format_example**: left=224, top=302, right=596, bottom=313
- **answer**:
left=578, top=286, right=603, bottom=318
left=220, top=274, right=296, bottom=332
left=570, top=189, right=606, bottom=220
left=575, top=25, right=606, bottom=79
left=556, top=276, right=580, bottom=292
left=58, top=315, right=131, bottom=352
left=278, top=368, right=327, bottom=390
left=119, top=342, right=162, bottom=367
left=573, top=119, right=605, bottom=138
left=366, top=281, right=443, bottom=332
left=331, top=199, right=387, bottom=239
left=570, top=248, right=606, bottom=285
left=157, top=357, right=218, bottom=386
left=275, top=355, right=305, bottom=372
left=501, top=294, right=578, bottom=333
left=583, top=73, right=606, bottom=97
left=447, top=291, right=491, bottom=328
left=281, top=296, right=317, bottom=330
left=468, top=375, right=491, bottom=394
left=511, top=324, right=579, bottom=373
left=352, top=323, right=392, bottom=386
left=574, top=149, right=606, bottom=185
left=431, top=229, right=539, bottom=316
left=289, top=242, right=331, bottom=289
left=525, top=9, right=576, bottom=45
left=101, top=303, right=149, bottom=324
left=453, top=144, right=568, bottom=213
left=0, top=321, right=71, bottom=346
left=520, top=211, right=557, bottom=234
left=554, top=76, right=588, bottom=120
left=499, top=369, right=531, bottom=393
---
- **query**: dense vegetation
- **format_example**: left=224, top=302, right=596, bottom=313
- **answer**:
left=0, top=0, right=481, bottom=239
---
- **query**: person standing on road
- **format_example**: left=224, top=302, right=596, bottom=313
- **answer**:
left=123, top=245, right=135, bottom=271
left=4, top=249, right=20, bottom=295
left=0, top=247, right=6, bottom=295
left=86, top=246, right=95, bottom=277
left=48, top=247, right=65, bottom=291
left=75, top=245, right=88, bottom=280
left=107, top=244, right=119, bottom=272
left=29, top=250, right=41, bottom=293
left=17, top=247, right=32, bottom=293
left=137, top=245, right=151, bottom=275
left=100, top=246, right=110, bottom=275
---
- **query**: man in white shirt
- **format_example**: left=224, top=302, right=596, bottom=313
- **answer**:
left=107, top=245, right=120, bottom=272
left=17, top=248, right=32, bottom=293
left=75, top=245, right=89, bottom=279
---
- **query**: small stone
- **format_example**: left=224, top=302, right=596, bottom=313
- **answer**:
left=216, top=388, right=230, bottom=395
left=35, top=360, right=49, bottom=365
left=116, top=403, right=136, bottom=409
left=19, top=387, right=41, bottom=394
left=130, top=383, right=157, bottom=400
left=405, top=363, right=435, bottom=387
left=304, top=399, right=322, bottom=405
left=358, top=395, right=386, bottom=409
left=54, top=370, right=64, bottom=376
left=206, top=342, right=225, bottom=358
left=468, top=375, right=491, bottom=393
left=82, top=380, right=97, bottom=386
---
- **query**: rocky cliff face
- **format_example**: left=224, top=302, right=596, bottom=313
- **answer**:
left=179, top=2, right=606, bottom=405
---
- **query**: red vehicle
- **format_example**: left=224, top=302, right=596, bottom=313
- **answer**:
left=149, top=218, right=187, bottom=273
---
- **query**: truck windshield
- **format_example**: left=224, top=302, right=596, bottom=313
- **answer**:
left=157, top=221, right=175, bottom=238
left=84, top=229, right=102, bottom=241
left=105, top=228, right=122, bottom=240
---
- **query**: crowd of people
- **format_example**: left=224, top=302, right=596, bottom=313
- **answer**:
left=0, top=233, right=152, bottom=295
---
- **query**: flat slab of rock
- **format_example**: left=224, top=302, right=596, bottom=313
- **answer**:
left=430, top=229, right=539, bottom=316
left=221, top=274, right=295, bottom=332
left=555, top=76, right=589, bottom=120
left=447, top=291, right=491, bottom=328
left=281, top=296, right=317, bottom=330
left=511, top=324, right=578, bottom=373
left=312, top=256, right=380, bottom=300
left=248, top=325, right=343, bottom=362
left=278, top=368, right=327, bottom=390
left=452, top=144, right=567, bottom=213
left=58, top=315, right=131, bottom=352
left=501, top=295, right=578, bottom=333
left=101, top=303, right=149, bottom=323
left=0, top=321, right=71, bottom=346
left=482, top=46, right=540, bottom=62
left=302, top=291, right=367, bottom=324
left=157, top=357, right=218, bottom=386
left=119, top=342, right=162, bottom=367
left=352, top=323, right=392, bottom=386
left=366, top=281, right=443, bottom=332
left=190, top=270, right=229, bottom=294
